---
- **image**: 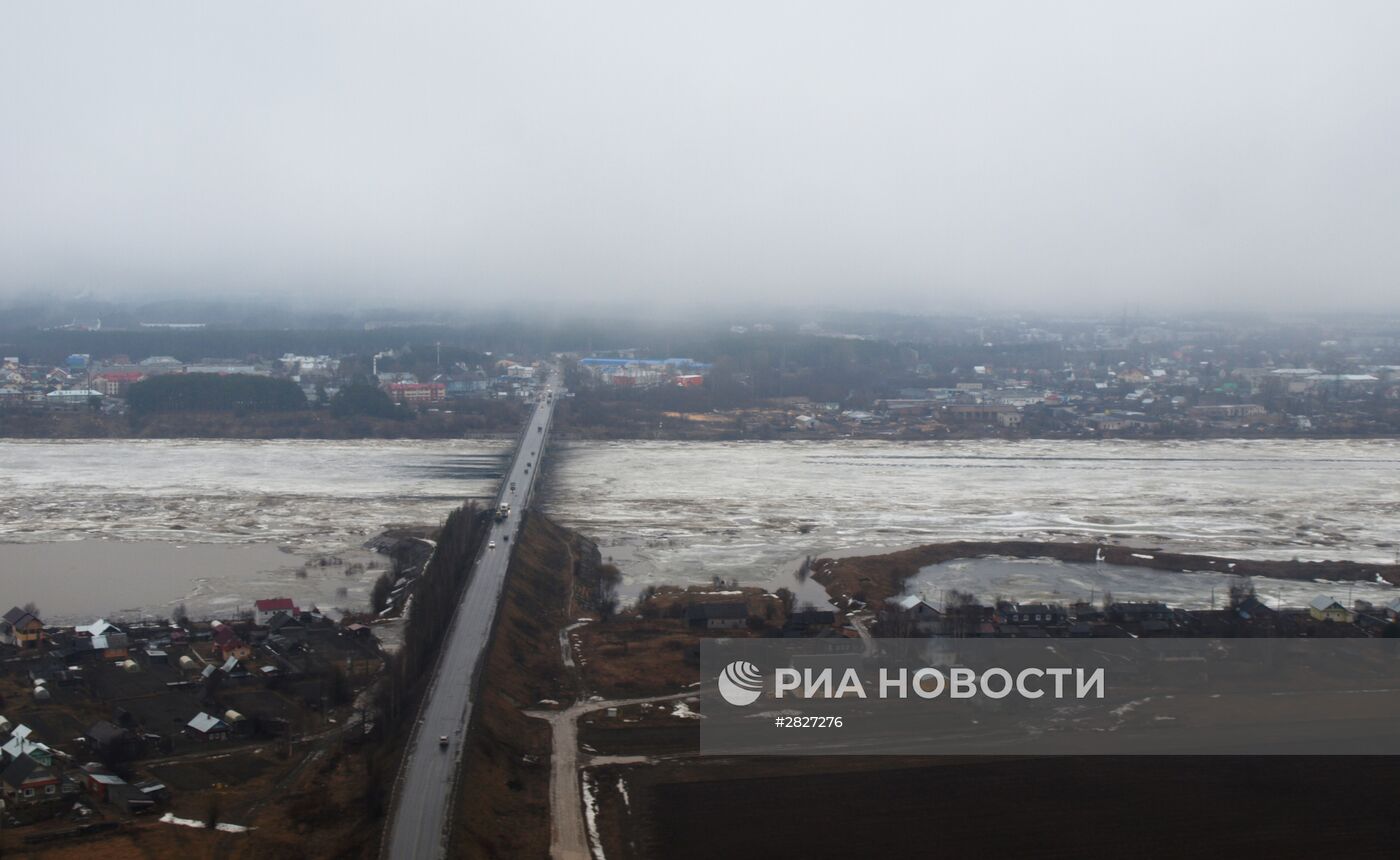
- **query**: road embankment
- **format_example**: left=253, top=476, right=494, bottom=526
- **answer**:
left=450, top=512, right=598, bottom=858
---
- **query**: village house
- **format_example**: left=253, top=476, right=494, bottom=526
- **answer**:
left=186, top=712, right=231, bottom=742
left=783, top=609, right=837, bottom=635
left=211, top=621, right=253, bottom=660
left=1107, top=602, right=1173, bottom=625
left=267, top=611, right=307, bottom=643
left=685, top=602, right=749, bottom=631
left=1, top=725, right=54, bottom=766
left=75, top=619, right=130, bottom=658
left=74, top=618, right=118, bottom=638
left=254, top=598, right=300, bottom=626
left=1, top=754, right=59, bottom=804
left=1308, top=595, right=1354, bottom=623
left=891, top=595, right=943, bottom=634
left=999, top=603, right=1067, bottom=627
left=1, top=607, right=45, bottom=649
left=85, top=720, right=140, bottom=762
left=1384, top=597, right=1400, bottom=622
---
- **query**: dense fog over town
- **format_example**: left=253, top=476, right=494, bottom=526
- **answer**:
left=6, top=1, right=1400, bottom=311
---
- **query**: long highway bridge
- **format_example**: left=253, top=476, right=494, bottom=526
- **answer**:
left=383, top=366, right=563, bottom=859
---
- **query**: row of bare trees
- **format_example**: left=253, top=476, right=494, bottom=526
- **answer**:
left=376, top=502, right=489, bottom=733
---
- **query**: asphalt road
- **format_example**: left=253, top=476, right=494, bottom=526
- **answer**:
left=384, top=368, right=562, bottom=859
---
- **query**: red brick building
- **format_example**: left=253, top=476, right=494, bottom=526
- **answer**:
left=384, top=382, right=446, bottom=404
left=90, top=371, right=146, bottom=396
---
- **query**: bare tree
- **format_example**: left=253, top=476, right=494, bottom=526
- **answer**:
left=204, top=794, right=222, bottom=829
left=774, top=587, right=796, bottom=619
left=947, top=589, right=980, bottom=638
left=596, top=579, right=620, bottom=622
left=1228, top=578, right=1256, bottom=609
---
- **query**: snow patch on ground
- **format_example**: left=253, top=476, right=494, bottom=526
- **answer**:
left=671, top=701, right=704, bottom=719
left=581, top=772, right=606, bottom=860
left=160, top=812, right=251, bottom=833
left=1111, top=697, right=1152, bottom=718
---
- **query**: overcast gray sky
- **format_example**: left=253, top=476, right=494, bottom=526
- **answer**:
left=3, top=1, right=1399, bottom=313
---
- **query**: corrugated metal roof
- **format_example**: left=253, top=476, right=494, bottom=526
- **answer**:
left=187, top=712, right=229, bottom=733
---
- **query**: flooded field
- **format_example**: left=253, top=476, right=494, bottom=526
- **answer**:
left=0, top=541, right=303, bottom=622
left=541, top=438, right=1400, bottom=604
left=904, top=556, right=1398, bottom=611
left=0, top=439, right=509, bottom=621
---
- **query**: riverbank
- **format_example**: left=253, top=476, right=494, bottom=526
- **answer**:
left=9, top=404, right=1400, bottom=442
left=0, top=408, right=526, bottom=439
left=811, top=540, right=1400, bottom=608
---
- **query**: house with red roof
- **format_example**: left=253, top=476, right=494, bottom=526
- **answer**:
left=254, top=598, right=300, bottom=626
left=210, top=620, right=252, bottom=661
left=90, top=371, right=145, bottom=396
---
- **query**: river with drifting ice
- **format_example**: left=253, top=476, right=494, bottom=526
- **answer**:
left=4, top=437, right=1398, bottom=620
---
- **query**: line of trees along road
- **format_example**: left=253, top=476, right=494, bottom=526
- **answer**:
left=127, top=374, right=306, bottom=415
left=376, top=502, right=490, bottom=733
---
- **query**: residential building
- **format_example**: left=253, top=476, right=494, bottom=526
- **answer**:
left=1308, top=595, right=1354, bottom=623
left=90, top=371, right=145, bottom=396
left=267, top=611, right=307, bottom=643
left=685, top=602, right=749, bottom=630
left=1, top=726, right=53, bottom=765
left=384, top=382, right=446, bottom=404
left=1, top=755, right=59, bottom=804
left=85, top=721, right=138, bottom=762
left=1000, top=603, right=1067, bottom=626
left=892, top=595, right=943, bottom=634
left=186, top=712, right=231, bottom=741
left=1107, top=602, right=1173, bottom=624
left=254, top=598, right=300, bottom=626
left=1, top=607, right=45, bottom=649
left=211, top=622, right=252, bottom=661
